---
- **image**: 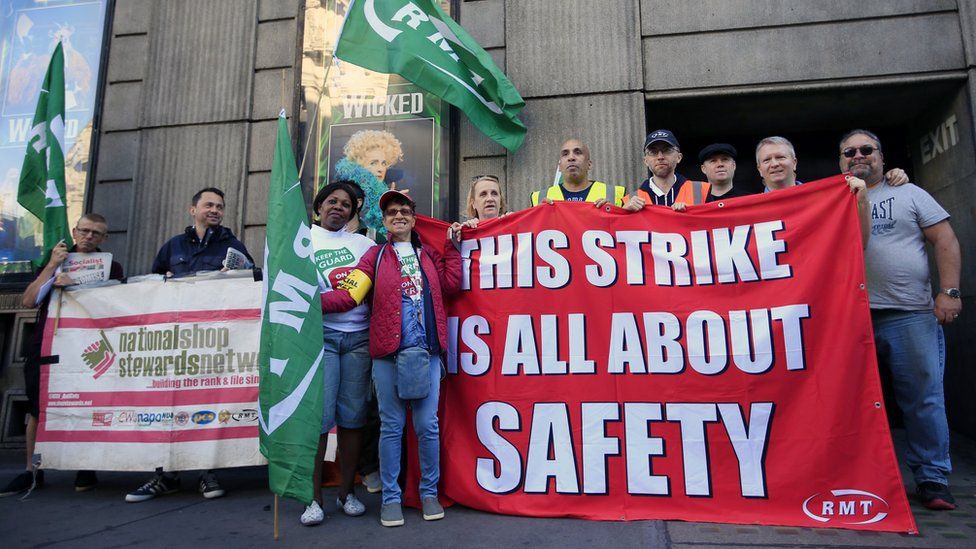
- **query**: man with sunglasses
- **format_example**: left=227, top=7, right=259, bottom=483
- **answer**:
left=839, top=129, right=962, bottom=511
left=0, top=214, right=124, bottom=498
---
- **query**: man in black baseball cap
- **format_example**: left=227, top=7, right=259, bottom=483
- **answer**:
left=627, top=129, right=710, bottom=210
left=698, top=143, right=750, bottom=202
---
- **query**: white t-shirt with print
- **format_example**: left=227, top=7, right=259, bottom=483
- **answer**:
left=311, top=225, right=375, bottom=331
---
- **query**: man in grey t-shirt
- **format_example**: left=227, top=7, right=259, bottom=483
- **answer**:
left=839, top=129, right=963, bottom=510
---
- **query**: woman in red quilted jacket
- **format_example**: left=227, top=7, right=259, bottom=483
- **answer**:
left=321, top=189, right=461, bottom=528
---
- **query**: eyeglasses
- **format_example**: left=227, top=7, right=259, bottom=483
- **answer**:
left=841, top=145, right=878, bottom=158
left=74, top=227, right=106, bottom=237
left=383, top=207, right=415, bottom=218
left=645, top=147, right=677, bottom=157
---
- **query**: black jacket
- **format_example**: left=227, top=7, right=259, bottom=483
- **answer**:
left=151, top=225, right=252, bottom=276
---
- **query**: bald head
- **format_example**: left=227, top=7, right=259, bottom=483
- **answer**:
left=558, top=138, right=592, bottom=187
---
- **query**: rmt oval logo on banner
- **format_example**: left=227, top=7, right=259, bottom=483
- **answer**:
left=803, top=489, right=889, bottom=525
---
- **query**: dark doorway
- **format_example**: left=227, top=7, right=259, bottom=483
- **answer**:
left=645, top=80, right=963, bottom=192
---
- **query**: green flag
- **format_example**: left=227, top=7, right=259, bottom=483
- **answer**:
left=335, top=0, right=526, bottom=151
left=258, top=110, right=325, bottom=504
left=17, top=42, right=72, bottom=267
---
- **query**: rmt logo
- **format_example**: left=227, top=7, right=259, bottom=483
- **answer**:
left=802, top=489, right=889, bottom=525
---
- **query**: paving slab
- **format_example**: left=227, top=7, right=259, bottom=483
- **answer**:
left=1, top=429, right=973, bottom=548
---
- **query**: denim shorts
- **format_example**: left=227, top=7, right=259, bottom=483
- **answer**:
left=321, top=326, right=371, bottom=433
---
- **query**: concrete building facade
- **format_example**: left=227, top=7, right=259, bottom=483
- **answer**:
left=0, top=0, right=972, bottom=443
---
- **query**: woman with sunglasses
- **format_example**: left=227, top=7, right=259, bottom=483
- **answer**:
left=302, top=181, right=376, bottom=526
left=462, top=174, right=506, bottom=228
left=320, top=189, right=461, bottom=528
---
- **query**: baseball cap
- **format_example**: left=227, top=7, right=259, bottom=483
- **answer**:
left=644, top=129, right=680, bottom=150
left=698, top=143, right=737, bottom=163
left=378, top=189, right=415, bottom=211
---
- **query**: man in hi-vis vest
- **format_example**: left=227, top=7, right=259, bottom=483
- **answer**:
left=530, top=139, right=627, bottom=207
left=625, top=129, right=710, bottom=210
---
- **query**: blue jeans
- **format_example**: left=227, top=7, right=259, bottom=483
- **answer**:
left=371, top=352, right=441, bottom=504
left=872, top=309, right=951, bottom=485
left=321, top=326, right=371, bottom=433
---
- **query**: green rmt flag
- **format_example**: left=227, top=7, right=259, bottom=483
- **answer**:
left=258, top=110, right=325, bottom=504
left=17, top=42, right=72, bottom=267
left=335, top=0, right=527, bottom=151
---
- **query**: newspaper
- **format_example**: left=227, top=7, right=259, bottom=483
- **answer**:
left=63, top=252, right=113, bottom=284
left=222, top=248, right=253, bottom=270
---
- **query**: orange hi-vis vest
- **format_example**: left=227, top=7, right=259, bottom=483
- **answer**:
left=628, top=179, right=711, bottom=206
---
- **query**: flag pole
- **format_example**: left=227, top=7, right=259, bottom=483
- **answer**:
left=273, top=494, right=280, bottom=540
left=296, top=63, right=331, bottom=181
left=298, top=0, right=341, bottom=181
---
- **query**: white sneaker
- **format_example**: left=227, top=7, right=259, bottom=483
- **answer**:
left=301, top=501, right=324, bottom=526
left=337, top=493, right=366, bottom=516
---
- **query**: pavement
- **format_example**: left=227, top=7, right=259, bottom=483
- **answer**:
left=1, top=429, right=975, bottom=549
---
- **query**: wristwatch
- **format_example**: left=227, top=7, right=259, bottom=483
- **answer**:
left=941, top=288, right=961, bottom=299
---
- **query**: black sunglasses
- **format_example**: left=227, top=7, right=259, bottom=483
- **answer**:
left=841, top=145, right=879, bottom=158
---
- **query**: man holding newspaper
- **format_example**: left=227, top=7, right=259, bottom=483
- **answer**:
left=0, top=214, right=124, bottom=497
left=151, top=187, right=253, bottom=277
left=122, top=186, right=255, bottom=502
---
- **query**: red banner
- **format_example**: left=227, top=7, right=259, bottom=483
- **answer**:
left=416, top=175, right=915, bottom=533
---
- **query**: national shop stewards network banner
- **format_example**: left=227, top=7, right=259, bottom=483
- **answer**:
left=417, top=175, right=915, bottom=533
left=36, top=273, right=264, bottom=472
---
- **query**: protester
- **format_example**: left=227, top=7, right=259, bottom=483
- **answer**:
left=151, top=187, right=252, bottom=277
left=321, top=190, right=461, bottom=527
left=300, top=182, right=377, bottom=525
left=671, top=143, right=750, bottom=212
left=334, top=130, right=405, bottom=236
left=839, top=129, right=963, bottom=510
left=699, top=143, right=750, bottom=202
left=531, top=139, right=626, bottom=206
left=131, top=187, right=251, bottom=502
left=340, top=179, right=384, bottom=494
left=624, top=129, right=709, bottom=211
left=0, top=214, right=123, bottom=497
left=758, top=135, right=909, bottom=193
left=462, top=174, right=506, bottom=228
left=755, top=136, right=801, bottom=191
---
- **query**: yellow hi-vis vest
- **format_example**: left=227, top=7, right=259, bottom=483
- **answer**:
left=530, top=181, right=627, bottom=206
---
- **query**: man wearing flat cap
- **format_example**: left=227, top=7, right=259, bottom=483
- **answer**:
left=699, top=143, right=750, bottom=202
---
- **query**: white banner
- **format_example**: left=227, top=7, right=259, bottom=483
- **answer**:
left=36, top=272, right=267, bottom=471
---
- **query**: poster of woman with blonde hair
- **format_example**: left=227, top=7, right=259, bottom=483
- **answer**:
left=329, top=117, right=435, bottom=236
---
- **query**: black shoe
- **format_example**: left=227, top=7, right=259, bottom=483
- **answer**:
left=916, top=481, right=956, bottom=510
left=198, top=471, right=225, bottom=499
left=125, top=473, right=180, bottom=503
left=0, top=469, right=43, bottom=497
left=74, top=470, right=98, bottom=492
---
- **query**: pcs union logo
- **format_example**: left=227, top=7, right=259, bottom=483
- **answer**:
left=803, top=489, right=889, bottom=525
left=81, top=330, right=116, bottom=379
left=192, top=410, right=216, bottom=425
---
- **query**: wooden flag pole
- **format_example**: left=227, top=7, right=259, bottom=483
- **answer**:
left=274, top=494, right=280, bottom=540
left=52, top=289, right=63, bottom=333
left=297, top=0, right=339, bottom=181
left=296, top=63, right=332, bottom=181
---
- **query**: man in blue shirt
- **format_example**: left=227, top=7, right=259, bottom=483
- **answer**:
left=152, top=187, right=252, bottom=277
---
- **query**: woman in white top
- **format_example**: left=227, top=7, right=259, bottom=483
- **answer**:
left=302, top=181, right=377, bottom=526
